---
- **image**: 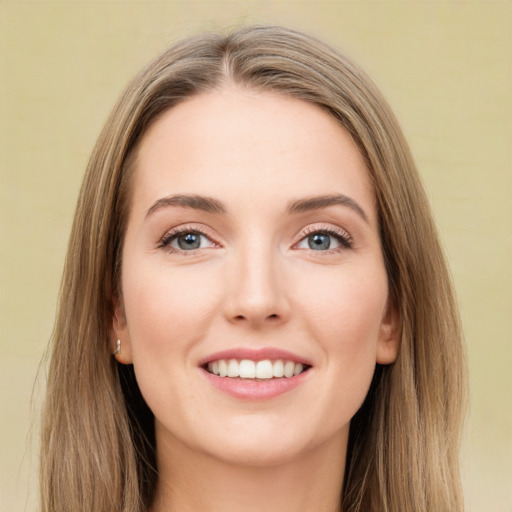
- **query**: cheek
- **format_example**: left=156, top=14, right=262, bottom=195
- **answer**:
left=121, top=261, right=222, bottom=424
left=297, top=264, right=388, bottom=347
left=122, top=259, right=223, bottom=358
left=295, top=263, right=387, bottom=406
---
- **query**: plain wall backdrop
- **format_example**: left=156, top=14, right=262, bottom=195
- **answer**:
left=1, top=1, right=510, bottom=510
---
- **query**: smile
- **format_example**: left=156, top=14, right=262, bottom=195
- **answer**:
left=200, top=348, right=313, bottom=400
left=206, top=359, right=308, bottom=379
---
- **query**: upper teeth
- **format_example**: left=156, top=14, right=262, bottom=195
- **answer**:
left=207, top=359, right=305, bottom=379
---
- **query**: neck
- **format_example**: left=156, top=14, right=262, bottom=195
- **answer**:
left=151, top=427, right=347, bottom=512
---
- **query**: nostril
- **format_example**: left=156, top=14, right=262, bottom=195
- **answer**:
left=232, top=313, right=280, bottom=323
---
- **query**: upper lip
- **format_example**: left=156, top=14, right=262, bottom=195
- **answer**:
left=198, top=347, right=313, bottom=367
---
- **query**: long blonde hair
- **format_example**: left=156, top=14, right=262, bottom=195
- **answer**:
left=40, top=25, right=467, bottom=511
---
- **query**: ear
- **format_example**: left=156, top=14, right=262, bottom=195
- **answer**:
left=376, top=297, right=401, bottom=365
left=110, top=295, right=133, bottom=365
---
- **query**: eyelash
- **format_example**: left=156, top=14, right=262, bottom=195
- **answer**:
left=297, top=225, right=353, bottom=254
left=158, top=225, right=214, bottom=254
left=157, top=224, right=353, bottom=255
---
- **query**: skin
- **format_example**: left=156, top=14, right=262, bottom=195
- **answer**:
left=113, top=86, right=400, bottom=512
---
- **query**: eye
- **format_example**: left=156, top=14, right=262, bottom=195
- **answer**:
left=295, top=227, right=352, bottom=252
left=159, top=228, right=217, bottom=253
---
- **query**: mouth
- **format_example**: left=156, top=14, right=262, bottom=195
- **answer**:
left=199, top=348, right=313, bottom=399
left=203, top=358, right=311, bottom=380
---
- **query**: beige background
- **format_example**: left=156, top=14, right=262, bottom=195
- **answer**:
left=1, top=1, right=510, bottom=510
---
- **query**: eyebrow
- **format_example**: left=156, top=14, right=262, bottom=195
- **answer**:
left=145, top=194, right=227, bottom=218
left=286, top=194, right=369, bottom=223
left=145, top=192, right=368, bottom=223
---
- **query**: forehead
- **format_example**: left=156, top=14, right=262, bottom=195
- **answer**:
left=130, top=86, right=376, bottom=222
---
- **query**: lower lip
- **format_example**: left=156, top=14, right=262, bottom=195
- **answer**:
left=201, top=368, right=311, bottom=400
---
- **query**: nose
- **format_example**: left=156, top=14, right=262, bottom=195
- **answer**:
left=223, top=243, right=291, bottom=329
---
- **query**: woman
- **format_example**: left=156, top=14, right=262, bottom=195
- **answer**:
left=40, top=25, right=467, bottom=511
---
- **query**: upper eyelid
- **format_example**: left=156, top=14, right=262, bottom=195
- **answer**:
left=161, top=224, right=215, bottom=240
left=295, top=223, right=352, bottom=241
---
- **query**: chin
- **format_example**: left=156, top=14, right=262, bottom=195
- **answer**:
left=194, top=417, right=345, bottom=469
left=205, top=437, right=307, bottom=468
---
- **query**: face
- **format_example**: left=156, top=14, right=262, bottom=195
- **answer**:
left=113, top=87, right=399, bottom=467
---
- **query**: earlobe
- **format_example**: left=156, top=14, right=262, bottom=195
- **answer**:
left=111, top=297, right=133, bottom=365
left=376, top=298, right=401, bottom=365
left=111, top=338, right=132, bottom=365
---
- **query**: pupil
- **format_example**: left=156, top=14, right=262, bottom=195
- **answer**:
left=178, top=233, right=200, bottom=250
left=309, top=233, right=330, bottom=250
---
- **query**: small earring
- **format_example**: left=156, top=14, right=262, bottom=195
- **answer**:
left=112, top=339, right=121, bottom=356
